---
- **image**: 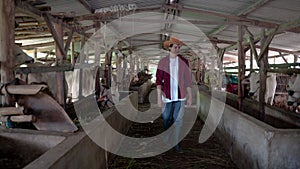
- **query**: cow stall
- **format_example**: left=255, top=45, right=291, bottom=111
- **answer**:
left=129, top=70, right=153, bottom=103
left=197, top=85, right=300, bottom=169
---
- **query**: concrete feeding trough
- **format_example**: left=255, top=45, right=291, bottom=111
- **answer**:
left=197, top=86, right=300, bottom=169
left=14, top=91, right=137, bottom=169
left=0, top=129, right=66, bottom=169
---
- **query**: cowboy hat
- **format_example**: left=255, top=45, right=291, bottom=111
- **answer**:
left=163, top=36, right=185, bottom=50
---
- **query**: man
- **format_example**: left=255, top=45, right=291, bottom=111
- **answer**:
left=156, top=36, right=192, bottom=153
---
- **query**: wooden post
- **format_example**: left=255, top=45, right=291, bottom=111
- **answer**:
left=294, top=55, right=298, bottom=68
left=218, top=49, right=225, bottom=90
left=94, top=20, right=101, bottom=66
left=54, top=20, right=65, bottom=107
left=258, top=29, right=268, bottom=121
left=250, top=49, right=253, bottom=72
left=136, top=54, right=140, bottom=72
left=71, top=40, right=75, bottom=66
left=0, top=0, right=15, bottom=106
left=104, top=50, right=112, bottom=87
left=201, top=55, right=206, bottom=83
left=34, top=48, right=38, bottom=62
left=237, top=25, right=246, bottom=111
left=79, top=35, right=85, bottom=99
left=94, top=20, right=101, bottom=96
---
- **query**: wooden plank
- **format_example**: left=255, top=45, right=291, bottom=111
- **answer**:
left=10, top=115, right=35, bottom=122
left=44, top=14, right=66, bottom=57
left=15, top=64, right=74, bottom=74
left=258, top=27, right=278, bottom=61
left=268, top=63, right=300, bottom=68
left=0, top=107, right=24, bottom=116
left=224, top=63, right=299, bottom=70
left=64, top=30, right=74, bottom=56
left=0, top=114, right=35, bottom=123
left=0, top=84, right=48, bottom=95
left=267, top=68, right=300, bottom=74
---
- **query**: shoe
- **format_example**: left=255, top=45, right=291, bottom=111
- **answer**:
left=174, top=145, right=183, bottom=153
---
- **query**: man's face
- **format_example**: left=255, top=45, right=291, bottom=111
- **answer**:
left=170, top=44, right=181, bottom=54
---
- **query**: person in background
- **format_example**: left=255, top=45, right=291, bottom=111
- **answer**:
left=156, top=36, right=192, bottom=153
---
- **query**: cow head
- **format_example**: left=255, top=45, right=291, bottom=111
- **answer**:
left=248, top=72, right=260, bottom=97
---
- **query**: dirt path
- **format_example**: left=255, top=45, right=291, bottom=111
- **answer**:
left=109, top=103, right=238, bottom=169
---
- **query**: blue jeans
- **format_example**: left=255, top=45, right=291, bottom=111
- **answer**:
left=162, top=101, right=185, bottom=145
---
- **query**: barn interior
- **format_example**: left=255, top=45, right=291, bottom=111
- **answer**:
left=0, top=0, right=300, bottom=169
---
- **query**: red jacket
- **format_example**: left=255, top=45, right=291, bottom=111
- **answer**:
left=156, top=55, right=192, bottom=99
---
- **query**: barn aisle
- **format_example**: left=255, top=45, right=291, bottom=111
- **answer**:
left=108, top=103, right=238, bottom=169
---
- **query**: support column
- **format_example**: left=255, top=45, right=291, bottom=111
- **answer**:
left=217, top=49, right=225, bottom=90
left=0, top=0, right=15, bottom=106
left=71, top=40, right=75, bottom=66
left=34, top=48, right=38, bottom=62
left=79, top=35, right=85, bottom=99
left=237, top=25, right=246, bottom=110
left=258, top=29, right=268, bottom=121
left=94, top=21, right=101, bottom=96
left=104, top=50, right=112, bottom=87
left=54, top=20, right=65, bottom=106
left=136, top=55, right=140, bottom=72
left=201, top=56, right=206, bottom=83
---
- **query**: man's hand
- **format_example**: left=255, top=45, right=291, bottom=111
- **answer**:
left=186, top=87, right=192, bottom=106
left=186, top=97, right=192, bottom=106
left=157, top=85, right=163, bottom=107
left=157, top=97, right=163, bottom=107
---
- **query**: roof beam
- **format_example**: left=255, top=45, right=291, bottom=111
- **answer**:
left=15, top=34, right=53, bottom=40
left=224, top=17, right=300, bottom=53
left=77, top=0, right=94, bottom=13
left=20, top=37, right=81, bottom=50
left=15, top=0, right=86, bottom=36
left=208, top=0, right=272, bottom=36
left=163, top=4, right=300, bottom=33
left=44, top=14, right=66, bottom=56
left=212, top=37, right=299, bottom=55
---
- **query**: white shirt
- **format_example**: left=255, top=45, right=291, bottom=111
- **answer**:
left=162, top=56, right=186, bottom=103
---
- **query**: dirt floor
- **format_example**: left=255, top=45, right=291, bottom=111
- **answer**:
left=109, top=103, right=238, bottom=169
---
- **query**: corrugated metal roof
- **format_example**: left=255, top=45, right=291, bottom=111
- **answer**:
left=15, top=0, right=300, bottom=66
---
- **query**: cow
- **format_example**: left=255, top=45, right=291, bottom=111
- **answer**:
left=243, top=72, right=277, bottom=105
left=287, top=74, right=300, bottom=113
